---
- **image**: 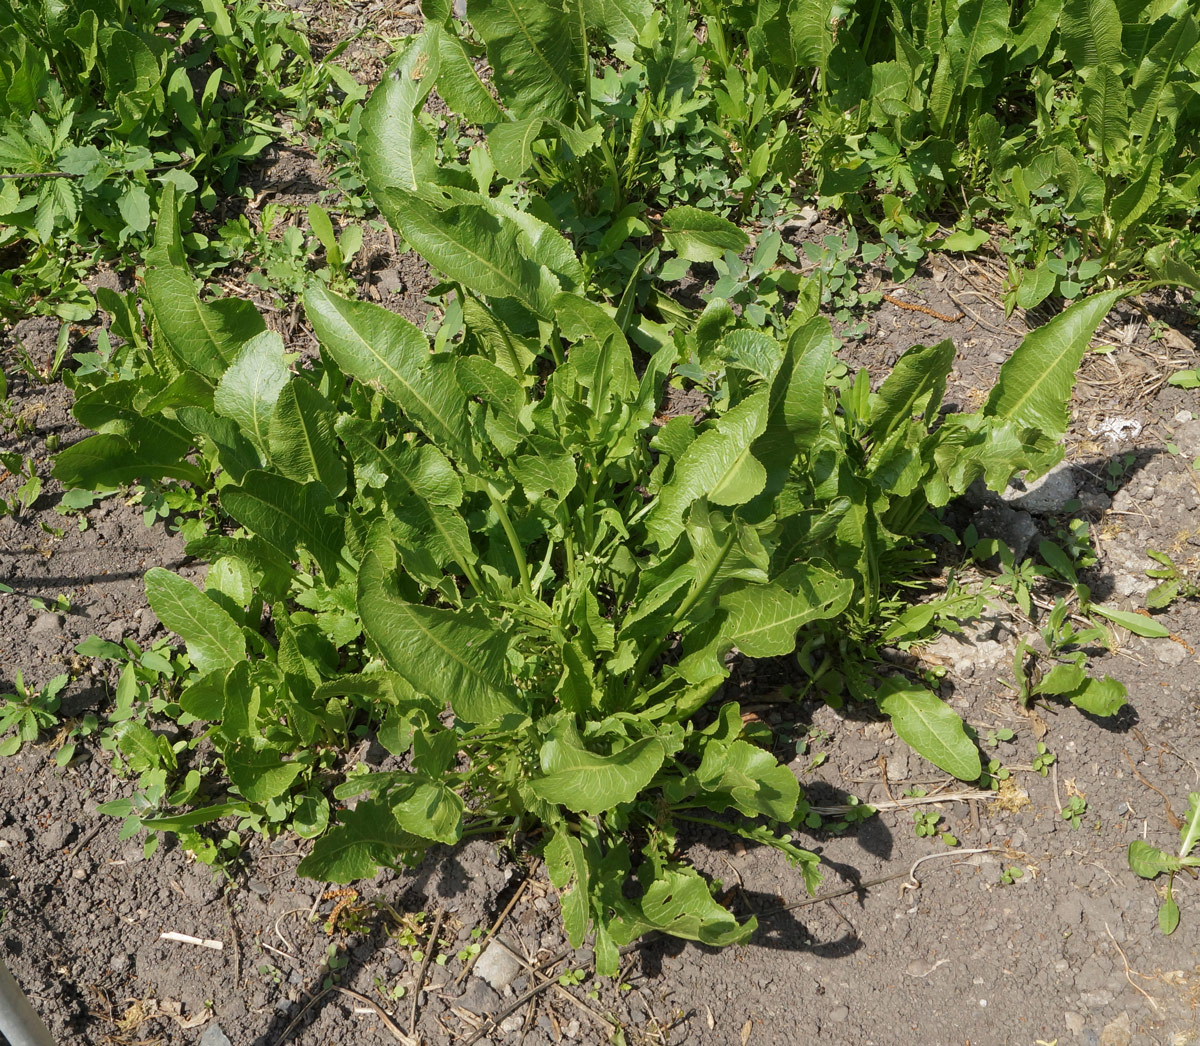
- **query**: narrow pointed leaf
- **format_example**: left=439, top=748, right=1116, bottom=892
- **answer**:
left=305, top=282, right=472, bottom=456
left=984, top=289, right=1126, bottom=440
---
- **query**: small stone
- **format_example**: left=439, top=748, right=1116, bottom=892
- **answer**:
left=499, top=1014, right=523, bottom=1034
left=72, top=867, right=87, bottom=880
left=199, top=1025, right=233, bottom=1046
left=1098, top=1012, right=1132, bottom=1046
left=1174, top=410, right=1194, bottom=424
left=563, top=1018, right=581, bottom=1039
left=30, top=612, right=64, bottom=634
left=1077, top=490, right=1112, bottom=513
left=1002, top=463, right=1079, bottom=514
left=473, top=940, right=522, bottom=992
left=1156, top=641, right=1190, bottom=666
left=458, top=978, right=501, bottom=1015
left=1064, top=1011, right=1086, bottom=1036
left=247, top=879, right=271, bottom=897
left=1171, top=419, right=1200, bottom=459
left=828, top=1005, right=849, bottom=1022
left=1079, top=989, right=1115, bottom=1008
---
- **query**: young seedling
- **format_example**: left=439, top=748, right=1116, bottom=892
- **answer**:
left=1061, top=794, right=1087, bottom=829
left=0, top=672, right=68, bottom=756
left=1128, top=793, right=1200, bottom=935
left=1031, top=743, right=1056, bottom=777
left=1144, top=549, right=1200, bottom=610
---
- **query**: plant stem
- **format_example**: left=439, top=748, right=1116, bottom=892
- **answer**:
left=486, top=482, right=533, bottom=598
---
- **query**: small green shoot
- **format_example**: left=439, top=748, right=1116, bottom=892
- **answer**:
left=1128, top=792, right=1200, bottom=935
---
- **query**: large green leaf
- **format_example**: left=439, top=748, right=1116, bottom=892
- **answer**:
left=305, top=282, right=472, bottom=457
left=488, top=116, right=545, bottom=180
left=358, top=33, right=442, bottom=198
left=878, top=681, right=981, bottom=781
left=719, top=565, right=853, bottom=657
left=213, top=329, right=290, bottom=456
left=1130, top=13, right=1198, bottom=139
left=1128, top=839, right=1180, bottom=878
left=52, top=433, right=205, bottom=489
left=545, top=826, right=591, bottom=947
left=428, top=24, right=505, bottom=124
left=1061, top=0, right=1123, bottom=71
left=660, top=206, right=750, bottom=263
left=984, top=288, right=1126, bottom=441
left=529, top=721, right=665, bottom=813
left=929, top=0, right=1011, bottom=132
left=371, top=188, right=558, bottom=319
left=469, top=0, right=585, bottom=121
left=647, top=392, right=768, bottom=548
left=869, top=339, right=956, bottom=443
left=357, top=551, right=519, bottom=723
left=770, top=316, right=837, bottom=449
left=697, top=738, right=799, bottom=820
left=1080, top=65, right=1129, bottom=161
left=144, top=567, right=245, bottom=674
left=221, top=471, right=345, bottom=581
left=225, top=742, right=305, bottom=803
left=297, top=803, right=429, bottom=882
left=269, top=378, right=346, bottom=494
left=612, top=867, right=754, bottom=947
left=337, top=419, right=476, bottom=574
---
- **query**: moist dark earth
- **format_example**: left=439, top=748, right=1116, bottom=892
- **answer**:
left=4, top=10, right=1200, bottom=1046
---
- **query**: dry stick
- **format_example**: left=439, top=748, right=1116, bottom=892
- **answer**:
left=224, top=892, right=242, bottom=990
left=1124, top=749, right=1184, bottom=829
left=71, top=820, right=105, bottom=857
left=1104, top=923, right=1160, bottom=1012
left=946, top=290, right=1019, bottom=336
left=453, top=867, right=535, bottom=987
left=273, top=986, right=335, bottom=1046
left=1050, top=761, right=1064, bottom=816
left=758, top=847, right=1012, bottom=917
left=334, top=986, right=416, bottom=1044
left=491, top=937, right=616, bottom=1034
left=408, top=906, right=445, bottom=1037
left=808, top=789, right=994, bottom=815
left=461, top=948, right=575, bottom=1046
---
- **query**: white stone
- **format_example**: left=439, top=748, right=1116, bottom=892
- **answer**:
left=1001, top=463, right=1079, bottom=514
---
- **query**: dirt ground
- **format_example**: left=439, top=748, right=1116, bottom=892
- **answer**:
left=4, top=5, right=1200, bottom=1045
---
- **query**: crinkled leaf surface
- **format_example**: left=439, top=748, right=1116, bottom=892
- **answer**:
left=145, top=567, right=244, bottom=674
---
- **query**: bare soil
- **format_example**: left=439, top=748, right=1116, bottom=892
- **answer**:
left=3, top=6, right=1200, bottom=1045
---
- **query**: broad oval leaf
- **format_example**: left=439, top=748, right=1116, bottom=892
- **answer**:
left=878, top=681, right=982, bottom=781
left=529, top=721, right=665, bottom=814
left=214, top=329, right=290, bottom=456
left=221, top=471, right=345, bottom=582
left=1128, top=839, right=1180, bottom=879
left=145, top=567, right=245, bottom=674
left=225, top=742, right=305, bottom=804
left=660, top=205, right=750, bottom=263
left=297, top=803, right=430, bottom=883
left=357, top=551, right=520, bottom=724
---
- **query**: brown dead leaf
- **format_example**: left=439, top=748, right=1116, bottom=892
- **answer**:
left=741, top=1018, right=753, bottom=1045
